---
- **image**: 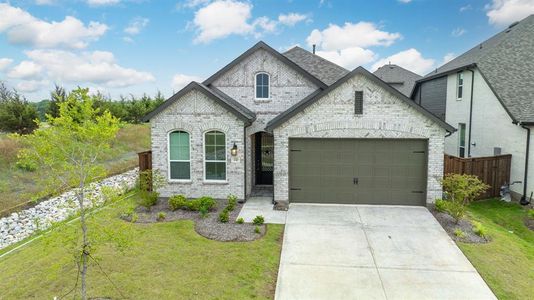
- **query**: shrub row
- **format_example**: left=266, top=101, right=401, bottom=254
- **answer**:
left=168, top=195, right=216, bottom=212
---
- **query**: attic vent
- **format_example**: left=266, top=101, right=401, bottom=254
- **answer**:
left=355, top=91, right=363, bottom=115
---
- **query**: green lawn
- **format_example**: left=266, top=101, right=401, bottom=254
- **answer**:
left=458, top=199, right=534, bottom=300
left=0, top=123, right=150, bottom=214
left=0, top=194, right=284, bottom=299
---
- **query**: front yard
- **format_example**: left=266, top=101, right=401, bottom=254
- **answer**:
left=459, top=199, right=534, bottom=300
left=0, top=193, right=284, bottom=299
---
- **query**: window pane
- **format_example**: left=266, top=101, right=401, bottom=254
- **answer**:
left=256, top=74, right=262, bottom=86
left=256, top=86, right=262, bottom=98
left=170, top=161, right=190, bottom=180
left=205, top=132, right=215, bottom=145
left=262, top=86, right=269, bottom=98
left=170, top=131, right=189, bottom=160
left=214, top=132, right=225, bottom=145
left=205, top=145, right=216, bottom=160
left=458, top=86, right=463, bottom=99
left=215, top=146, right=225, bottom=160
left=262, top=74, right=269, bottom=85
left=206, top=162, right=226, bottom=180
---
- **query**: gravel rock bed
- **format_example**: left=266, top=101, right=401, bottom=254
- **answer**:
left=134, top=198, right=266, bottom=242
left=0, top=168, right=138, bottom=250
left=431, top=209, right=489, bottom=243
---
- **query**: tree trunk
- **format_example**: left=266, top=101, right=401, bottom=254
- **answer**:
left=79, top=186, right=88, bottom=300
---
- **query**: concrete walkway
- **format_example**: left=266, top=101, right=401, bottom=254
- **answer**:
left=237, top=196, right=287, bottom=224
left=275, top=204, right=496, bottom=300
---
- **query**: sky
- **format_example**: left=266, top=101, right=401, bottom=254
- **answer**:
left=0, top=0, right=533, bottom=101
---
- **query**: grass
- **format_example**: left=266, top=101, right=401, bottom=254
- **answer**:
left=0, top=193, right=284, bottom=299
left=0, top=123, right=150, bottom=214
left=458, top=199, right=534, bottom=300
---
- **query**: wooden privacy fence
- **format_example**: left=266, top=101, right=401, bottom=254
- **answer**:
left=443, top=154, right=512, bottom=199
left=138, top=150, right=152, bottom=191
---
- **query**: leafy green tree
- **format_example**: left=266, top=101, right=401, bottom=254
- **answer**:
left=440, top=174, right=489, bottom=223
left=17, top=88, right=126, bottom=299
left=46, top=84, right=67, bottom=118
left=0, top=82, right=39, bottom=134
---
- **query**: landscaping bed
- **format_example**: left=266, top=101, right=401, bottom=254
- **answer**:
left=431, top=209, right=488, bottom=243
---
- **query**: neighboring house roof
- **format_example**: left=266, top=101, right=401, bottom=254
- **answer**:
left=283, top=46, right=350, bottom=86
left=415, top=14, right=534, bottom=124
left=266, top=66, right=455, bottom=132
left=373, top=64, right=422, bottom=97
left=203, top=41, right=328, bottom=89
left=141, top=81, right=256, bottom=123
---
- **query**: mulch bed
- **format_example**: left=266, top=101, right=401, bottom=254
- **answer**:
left=128, top=198, right=266, bottom=242
left=525, top=217, right=534, bottom=231
left=431, top=209, right=489, bottom=244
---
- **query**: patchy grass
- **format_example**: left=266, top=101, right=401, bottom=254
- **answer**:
left=0, top=194, right=284, bottom=299
left=458, top=199, right=534, bottom=300
left=0, top=124, right=150, bottom=214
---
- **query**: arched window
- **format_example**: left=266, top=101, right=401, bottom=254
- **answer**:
left=169, top=131, right=190, bottom=180
left=255, top=73, right=269, bottom=99
left=204, top=131, right=226, bottom=181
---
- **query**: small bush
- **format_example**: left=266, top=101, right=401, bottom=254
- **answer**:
left=434, top=199, right=447, bottom=213
left=199, top=206, right=209, bottom=218
left=169, top=195, right=216, bottom=212
left=138, top=191, right=158, bottom=209
left=197, top=196, right=216, bottom=211
left=168, top=195, right=187, bottom=211
left=219, top=210, right=229, bottom=223
left=157, top=212, right=166, bottom=221
left=440, top=174, right=489, bottom=223
left=472, top=221, right=488, bottom=238
left=226, top=194, right=237, bottom=211
left=528, top=209, right=534, bottom=220
left=254, top=226, right=261, bottom=234
left=443, top=201, right=466, bottom=223
left=236, top=217, right=244, bottom=224
left=253, top=215, right=265, bottom=225
left=131, top=212, right=138, bottom=223
left=454, top=228, right=466, bottom=238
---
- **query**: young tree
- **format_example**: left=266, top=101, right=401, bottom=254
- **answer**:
left=0, top=82, right=39, bottom=134
left=46, top=84, right=67, bottom=118
left=17, top=88, right=122, bottom=299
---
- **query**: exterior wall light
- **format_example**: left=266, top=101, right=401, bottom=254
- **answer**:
left=231, top=143, right=238, bottom=156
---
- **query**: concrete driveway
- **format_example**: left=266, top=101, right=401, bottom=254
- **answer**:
left=275, top=204, right=496, bottom=300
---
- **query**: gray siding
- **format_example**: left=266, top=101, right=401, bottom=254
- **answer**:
left=414, top=76, right=448, bottom=120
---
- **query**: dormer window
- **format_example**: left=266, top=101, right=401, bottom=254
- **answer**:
left=255, top=73, right=269, bottom=99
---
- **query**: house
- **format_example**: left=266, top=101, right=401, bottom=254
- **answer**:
left=373, top=64, right=422, bottom=97
left=411, top=15, right=534, bottom=203
left=142, top=42, right=454, bottom=206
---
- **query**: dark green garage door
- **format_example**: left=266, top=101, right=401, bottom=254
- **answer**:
left=289, top=139, right=428, bottom=206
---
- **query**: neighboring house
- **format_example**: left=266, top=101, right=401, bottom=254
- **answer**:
left=411, top=15, right=534, bottom=203
left=373, top=64, right=422, bottom=97
left=143, top=42, right=454, bottom=206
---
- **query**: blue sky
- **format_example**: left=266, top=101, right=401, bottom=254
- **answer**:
left=0, top=0, right=533, bottom=101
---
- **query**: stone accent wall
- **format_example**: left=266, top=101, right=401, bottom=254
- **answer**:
left=150, top=89, right=245, bottom=200
left=273, top=73, right=447, bottom=204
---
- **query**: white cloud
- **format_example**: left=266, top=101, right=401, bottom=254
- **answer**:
left=193, top=0, right=254, bottom=43
left=0, top=3, right=108, bottom=49
left=371, top=48, right=435, bottom=75
left=16, top=79, right=49, bottom=93
left=460, top=4, right=472, bottom=12
left=24, top=49, right=155, bottom=88
left=0, top=58, right=13, bottom=71
left=124, top=17, right=149, bottom=35
left=171, top=74, right=202, bottom=91
left=486, top=0, right=534, bottom=26
left=87, top=0, right=121, bottom=6
left=278, top=13, right=309, bottom=26
left=306, top=22, right=401, bottom=50
left=35, top=0, right=56, bottom=5
left=442, top=52, right=456, bottom=64
left=253, top=16, right=277, bottom=34
left=451, top=27, right=466, bottom=37
left=177, top=0, right=211, bottom=9
left=8, top=61, right=43, bottom=79
left=398, top=0, right=412, bottom=3
left=317, top=47, right=376, bottom=70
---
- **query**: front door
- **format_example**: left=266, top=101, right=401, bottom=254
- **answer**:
left=255, top=132, right=274, bottom=185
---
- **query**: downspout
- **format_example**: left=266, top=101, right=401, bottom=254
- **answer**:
left=520, top=124, right=531, bottom=205
left=242, top=125, right=249, bottom=203
left=466, top=69, right=475, bottom=157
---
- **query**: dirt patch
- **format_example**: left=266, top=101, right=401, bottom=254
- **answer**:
left=131, top=198, right=266, bottom=242
left=431, top=209, right=489, bottom=244
left=525, top=217, right=534, bottom=231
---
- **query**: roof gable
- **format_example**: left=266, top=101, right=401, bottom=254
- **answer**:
left=266, top=66, right=455, bottom=132
left=141, top=82, right=255, bottom=123
left=373, top=64, right=422, bottom=97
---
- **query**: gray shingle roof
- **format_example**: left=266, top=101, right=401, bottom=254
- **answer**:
left=283, top=46, right=350, bottom=86
left=419, top=14, right=534, bottom=123
left=373, top=64, right=422, bottom=97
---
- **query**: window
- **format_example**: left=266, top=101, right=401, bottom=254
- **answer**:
left=169, top=131, right=190, bottom=180
left=204, top=131, right=226, bottom=181
left=457, top=72, right=464, bottom=99
left=354, top=91, right=363, bottom=114
left=255, top=73, right=269, bottom=99
left=458, top=123, right=466, bottom=157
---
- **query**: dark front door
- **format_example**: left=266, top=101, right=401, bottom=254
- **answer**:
left=255, top=132, right=274, bottom=185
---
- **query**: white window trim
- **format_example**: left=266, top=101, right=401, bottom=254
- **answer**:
left=255, top=72, right=270, bottom=100
left=203, top=130, right=228, bottom=182
left=456, top=72, right=464, bottom=100
left=167, top=130, right=192, bottom=182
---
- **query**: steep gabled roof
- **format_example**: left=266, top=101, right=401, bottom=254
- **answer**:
left=266, top=66, right=455, bottom=132
left=373, top=64, right=422, bottom=97
left=141, top=82, right=256, bottom=123
left=415, top=14, right=534, bottom=123
left=283, top=46, right=349, bottom=86
left=203, top=41, right=328, bottom=89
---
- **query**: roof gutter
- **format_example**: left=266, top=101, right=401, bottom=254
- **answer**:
left=520, top=123, right=531, bottom=205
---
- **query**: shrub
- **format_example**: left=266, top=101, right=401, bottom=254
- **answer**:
left=226, top=194, right=237, bottom=211
left=197, top=196, right=216, bottom=211
left=236, top=217, right=244, bottom=224
left=454, top=228, right=466, bottom=238
left=443, top=201, right=465, bottom=224
left=138, top=191, right=158, bottom=209
left=472, top=221, right=488, bottom=238
left=169, top=195, right=216, bottom=212
left=440, top=174, right=489, bottom=223
left=131, top=212, right=138, bottom=223
left=253, top=215, right=265, bottom=225
left=199, top=206, right=209, bottom=218
left=169, top=195, right=187, bottom=211
left=219, top=210, right=229, bottom=223
left=157, top=212, right=166, bottom=221
left=434, top=199, right=447, bottom=213
left=254, top=226, right=261, bottom=234
left=528, top=209, right=534, bottom=220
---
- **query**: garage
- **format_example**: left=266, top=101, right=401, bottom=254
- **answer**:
left=288, top=138, right=428, bottom=206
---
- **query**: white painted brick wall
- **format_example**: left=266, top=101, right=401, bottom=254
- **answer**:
left=273, top=74, right=447, bottom=204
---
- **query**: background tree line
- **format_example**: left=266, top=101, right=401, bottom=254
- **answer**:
left=0, top=82, right=164, bottom=134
